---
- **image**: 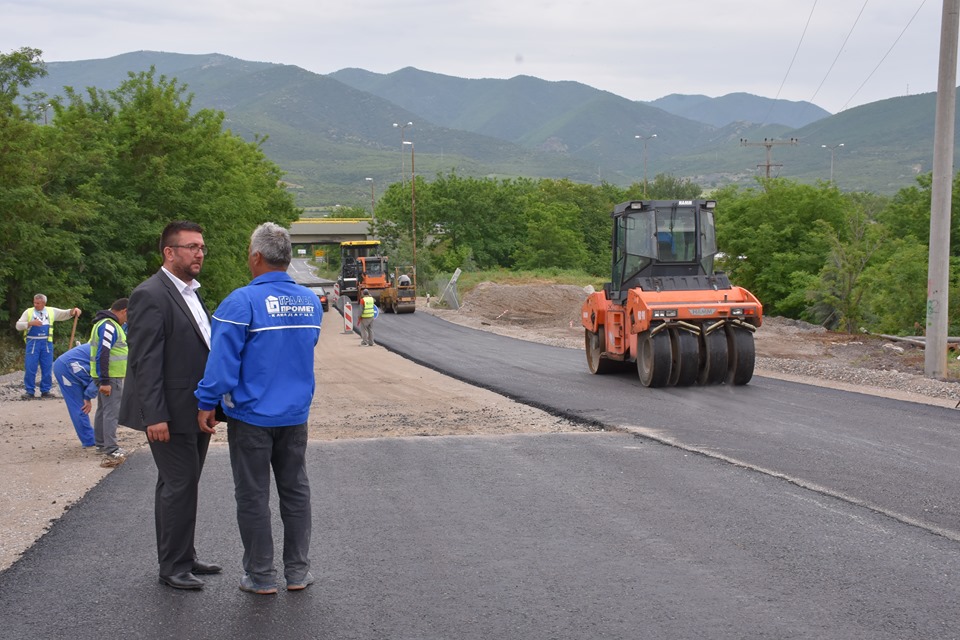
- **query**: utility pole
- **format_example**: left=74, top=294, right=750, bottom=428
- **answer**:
left=925, top=0, right=959, bottom=378
left=740, top=138, right=798, bottom=178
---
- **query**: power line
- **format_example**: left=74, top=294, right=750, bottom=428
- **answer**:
left=839, top=0, right=928, bottom=112
left=806, top=0, right=870, bottom=107
left=763, top=0, right=819, bottom=125
left=790, top=1, right=869, bottom=129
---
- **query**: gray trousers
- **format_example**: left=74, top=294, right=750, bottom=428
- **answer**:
left=94, top=378, right=124, bottom=453
left=228, top=419, right=311, bottom=586
left=359, top=317, right=375, bottom=345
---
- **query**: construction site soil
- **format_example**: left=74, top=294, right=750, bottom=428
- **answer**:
left=2, top=282, right=958, bottom=571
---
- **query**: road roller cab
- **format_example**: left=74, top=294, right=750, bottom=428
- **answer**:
left=581, top=199, right=763, bottom=387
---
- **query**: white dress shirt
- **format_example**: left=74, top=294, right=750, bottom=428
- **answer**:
left=161, top=267, right=211, bottom=349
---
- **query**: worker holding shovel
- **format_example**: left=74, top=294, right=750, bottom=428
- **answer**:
left=15, top=294, right=81, bottom=400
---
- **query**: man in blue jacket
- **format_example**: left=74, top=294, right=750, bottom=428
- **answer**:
left=52, top=342, right=98, bottom=448
left=196, top=222, right=322, bottom=595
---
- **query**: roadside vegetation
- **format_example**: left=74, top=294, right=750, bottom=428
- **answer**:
left=373, top=170, right=960, bottom=338
left=1, top=48, right=298, bottom=371
left=4, top=47, right=960, bottom=372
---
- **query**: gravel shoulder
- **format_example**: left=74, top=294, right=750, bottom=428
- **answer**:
left=3, top=282, right=958, bottom=571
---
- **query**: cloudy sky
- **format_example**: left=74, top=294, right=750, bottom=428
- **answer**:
left=2, top=0, right=950, bottom=114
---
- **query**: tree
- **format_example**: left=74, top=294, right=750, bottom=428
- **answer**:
left=806, top=207, right=887, bottom=332
left=877, top=172, right=960, bottom=257
left=0, top=49, right=92, bottom=328
left=626, top=173, right=703, bottom=200
left=512, top=201, right=588, bottom=270
left=0, top=47, right=46, bottom=114
left=56, top=69, right=300, bottom=304
left=714, top=179, right=847, bottom=317
left=1, top=56, right=300, bottom=341
left=526, top=179, right=622, bottom=276
left=858, top=237, right=930, bottom=334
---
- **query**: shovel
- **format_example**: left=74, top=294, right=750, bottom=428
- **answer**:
left=68, top=313, right=79, bottom=347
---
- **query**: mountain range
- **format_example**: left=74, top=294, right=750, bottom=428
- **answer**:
left=24, top=51, right=951, bottom=205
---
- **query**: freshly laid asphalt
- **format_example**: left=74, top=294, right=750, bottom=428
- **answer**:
left=3, top=308, right=960, bottom=639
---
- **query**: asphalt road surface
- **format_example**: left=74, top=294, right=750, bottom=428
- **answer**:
left=3, top=307, right=960, bottom=639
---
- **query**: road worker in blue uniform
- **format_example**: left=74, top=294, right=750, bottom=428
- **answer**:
left=52, top=343, right=97, bottom=448
left=89, top=298, right=129, bottom=465
left=16, top=294, right=81, bottom=399
left=196, top=222, right=322, bottom=595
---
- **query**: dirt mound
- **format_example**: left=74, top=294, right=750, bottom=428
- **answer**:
left=455, top=282, right=590, bottom=329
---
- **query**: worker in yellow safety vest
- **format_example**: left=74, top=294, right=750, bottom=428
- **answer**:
left=359, top=289, right=377, bottom=347
left=15, top=294, right=81, bottom=399
left=89, top=298, right=129, bottom=465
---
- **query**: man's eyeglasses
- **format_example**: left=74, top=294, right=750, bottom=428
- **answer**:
left=168, top=244, right=208, bottom=256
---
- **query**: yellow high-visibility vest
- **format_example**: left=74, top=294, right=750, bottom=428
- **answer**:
left=361, top=296, right=376, bottom=318
left=23, top=308, right=55, bottom=343
left=89, top=318, right=128, bottom=378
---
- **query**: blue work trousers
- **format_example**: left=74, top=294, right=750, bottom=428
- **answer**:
left=228, top=419, right=311, bottom=587
left=24, top=340, right=54, bottom=395
left=52, top=358, right=94, bottom=447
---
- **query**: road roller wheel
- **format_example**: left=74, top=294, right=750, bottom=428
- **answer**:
left=638, top=329, right=672, bottom=387
left=726, top=325, right=756, bottom=386
left=669, top=327, right=700, bottom=387
left=697, top=327, right=728, bottom=385
left=585, top=328, right=618, bottom=374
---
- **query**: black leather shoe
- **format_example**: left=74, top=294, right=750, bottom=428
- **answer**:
left=191, top=560, right=222, bottom=575
left=159, top=572, right=205, bottom=590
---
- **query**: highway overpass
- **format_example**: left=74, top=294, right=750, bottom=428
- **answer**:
left=290, top=218, right=372, bottom=244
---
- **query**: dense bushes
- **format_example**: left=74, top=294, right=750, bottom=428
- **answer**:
left=375, top=169, right=960, bottom=336
left=1, top=48, right=298, bottom=342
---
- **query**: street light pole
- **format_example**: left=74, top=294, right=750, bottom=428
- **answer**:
left=393, top=122, right=413, bottom=184
left=403, top=141, right=417, bottom=281
left=635, top=134, right=657, bottom=197
left=821, top=143, right=844, bottom=182
left=365, top=177, right=376, bottom=220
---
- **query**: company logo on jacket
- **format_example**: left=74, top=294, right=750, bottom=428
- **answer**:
left=265, top=295, right=317, bottom=316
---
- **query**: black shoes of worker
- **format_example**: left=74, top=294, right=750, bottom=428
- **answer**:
left=191, top=560, right=222, bottom=575
left=159, top=571, right=205, bottom=590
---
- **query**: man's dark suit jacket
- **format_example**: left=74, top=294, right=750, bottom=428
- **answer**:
left=119, top=270, right=211, bottom=432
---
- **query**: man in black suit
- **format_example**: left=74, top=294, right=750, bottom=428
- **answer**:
left=119, top=221, right=222, bottom=590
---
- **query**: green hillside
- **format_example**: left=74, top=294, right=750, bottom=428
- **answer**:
left=25, top=51, right=960, bottom=204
